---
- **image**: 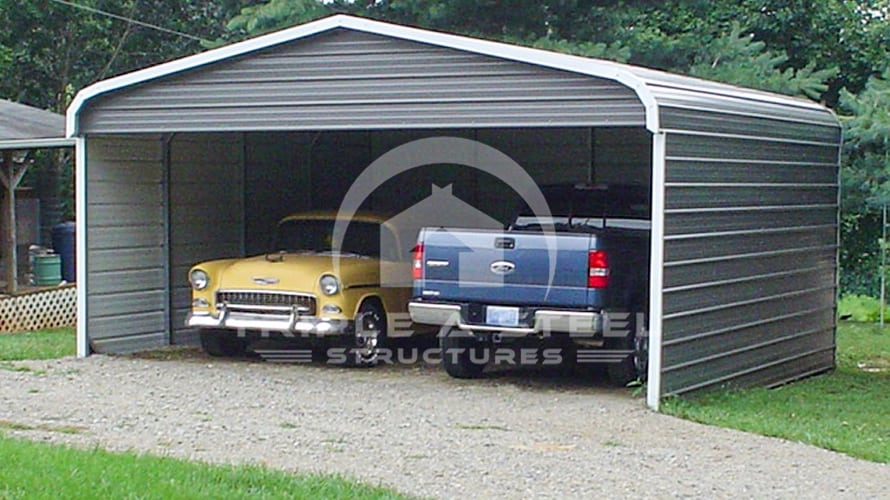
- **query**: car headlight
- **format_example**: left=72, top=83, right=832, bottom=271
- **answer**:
left=189, top=269, right=210, bottom=290
left=319, top=274, right=340, bottom=296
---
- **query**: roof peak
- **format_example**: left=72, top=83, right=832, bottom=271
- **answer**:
left=67, top=13, right=837, bottom=137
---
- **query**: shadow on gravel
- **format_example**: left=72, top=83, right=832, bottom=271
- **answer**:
left=129, top=336, right=631, bottom=395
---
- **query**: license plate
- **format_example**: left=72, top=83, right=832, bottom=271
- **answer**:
left=486, top=306, right=520, bottom=327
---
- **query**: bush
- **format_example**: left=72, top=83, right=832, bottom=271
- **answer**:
left=838, top=294, right=888, bottom=322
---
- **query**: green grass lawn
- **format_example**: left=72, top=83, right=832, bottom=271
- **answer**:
left=662, top=321, right=890, bottom=464
left=0, top=434, right=407, bottom=499
left=0, top=327, right=75, bottom=360
left=0, top=327, right=409, bottom=498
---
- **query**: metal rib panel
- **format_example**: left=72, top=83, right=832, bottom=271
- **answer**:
left=660, top=125, right=838, bottom=396
left=86, top=136, right=167, bottom=352
left=167, top=133, right=244, bottom=344
left=88, top=331, right=167, bottom=353
left=660, top=107, right=840, bottom=142
left=78, top=30, right=645, bottom=133
left=666, top=134, right=839, bottom=164
left=664, top=206, right=838, bottom=235
left=663, top=332, right=835, bottom=395
left=648, top=83, right=838, bottom=127
left=663, top=267, right=835, bottom=315
left=665, top=185, right=837, bottom=210
left=665, top=226, right=836, bottom=262
left=88, top=291, right=166, bottom=318
left=666, top=159, right=837, bottom=184
left=664, top=246, right=836, bottom=289
left=663, top=288, right=834, bottom=337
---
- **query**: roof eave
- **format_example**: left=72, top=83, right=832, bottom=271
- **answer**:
left=65, top=14, right=660, bottom=136
left=60, top=14, right=843, bottom=137
left=0, top=137, right=75, bottom=150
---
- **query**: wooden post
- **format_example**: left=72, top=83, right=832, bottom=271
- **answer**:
left=0, top=151, right=30, bottom=295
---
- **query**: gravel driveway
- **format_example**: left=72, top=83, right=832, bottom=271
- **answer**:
left=1, top=348, right=888, bottom=499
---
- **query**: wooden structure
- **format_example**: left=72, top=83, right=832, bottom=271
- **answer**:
left=0, top=99, right=73, bottom=294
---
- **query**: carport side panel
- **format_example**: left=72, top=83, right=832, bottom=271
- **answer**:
left=169, top=133, right=245, bottom=345
left=658, top=126, right=840, bottom=396
left=85, top=135, right=167, bottom=353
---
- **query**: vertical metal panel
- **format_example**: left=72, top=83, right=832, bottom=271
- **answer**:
left=591, top=128, right=652, bottom=185
left=168, top=133, right=244, bottom=344
left=85, top=135, right=166, bottom=353
left=659, top=114, right=840, bottom=395
left=78, top=30, right=645, bottom=133
left=243, top=132, right=313, bottom=255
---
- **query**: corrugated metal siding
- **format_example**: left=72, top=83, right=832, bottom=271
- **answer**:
left=659, top=107, right=840, bottom=395
left=86, top=135, right=166, bottom=353
left=239, top=128, right=596, bottom=250
left=169, top=133, right=245, bottom=344
left=78, top=29, right=645, bottom=133
left=645, top=81, right=838, bottom=129
left=243, top=132, right=313, bottom=255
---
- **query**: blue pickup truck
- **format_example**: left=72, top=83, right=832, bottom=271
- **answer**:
left=409, top=184, right=650, bottom=385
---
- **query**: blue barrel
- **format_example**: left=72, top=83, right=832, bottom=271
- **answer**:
left=52, top=221, right=76, bottom=283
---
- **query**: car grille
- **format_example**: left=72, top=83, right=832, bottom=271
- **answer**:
left=217, top=291, right=316, bottom=315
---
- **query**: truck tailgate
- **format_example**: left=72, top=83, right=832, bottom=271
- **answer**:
left=418, top=228, right=594, bottom=308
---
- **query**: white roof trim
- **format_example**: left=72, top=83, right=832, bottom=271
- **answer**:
left=0, top=137, right=75, bottom=150
left=66, top=14, right=833, bottom=136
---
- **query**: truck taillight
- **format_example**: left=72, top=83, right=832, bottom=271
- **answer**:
left=412, top=243, right=424, bottom=280
left=588, top=250, right=610, bottom=288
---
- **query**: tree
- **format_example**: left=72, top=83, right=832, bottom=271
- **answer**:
left=0, top=0, right=253, bottom=233
left=0, top=0, right=254, bottom=113
left=838, top=69, right=890, bottom=295
left=687, top=24, right=837, bottom=100
left=223, top=0, right=330, bottom=41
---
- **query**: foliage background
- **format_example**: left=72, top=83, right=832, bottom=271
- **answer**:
left=1, top=0, right=888, bottom=294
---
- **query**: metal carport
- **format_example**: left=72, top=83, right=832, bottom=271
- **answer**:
left=66, top=15, right=841, bottom=409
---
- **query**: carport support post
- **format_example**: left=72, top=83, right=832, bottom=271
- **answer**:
left=646, top=132, right=667, bottom=411
left=1, top=151, right=29, bottom=295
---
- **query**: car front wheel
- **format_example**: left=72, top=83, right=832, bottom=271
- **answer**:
left=200, top=329, right=248, bottom=357
left=345, top=299, right=387, bottom=367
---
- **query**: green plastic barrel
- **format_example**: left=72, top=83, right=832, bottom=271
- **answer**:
left=33, top=254, right=62, bottom=286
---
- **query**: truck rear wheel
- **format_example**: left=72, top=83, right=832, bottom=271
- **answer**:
left=200, top=329, right=248, bottom=357
left=440, top=328, right=486, bottom=379
left=606, top=313, right=648, bottom=386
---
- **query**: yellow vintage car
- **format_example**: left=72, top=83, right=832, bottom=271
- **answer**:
left=186, top=211, right=414, bottom=365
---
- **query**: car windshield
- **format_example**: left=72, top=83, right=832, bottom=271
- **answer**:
left=273, top=219, right=382, bottom=257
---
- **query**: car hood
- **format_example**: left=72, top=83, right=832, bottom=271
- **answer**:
left=215, top=253, right=379, bottom=293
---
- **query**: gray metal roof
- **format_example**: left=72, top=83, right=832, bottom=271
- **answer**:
left=67, top=15, right=839, bottom=137
left=0, top=99, right=73, bottom=149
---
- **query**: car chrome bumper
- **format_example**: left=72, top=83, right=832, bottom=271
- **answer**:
left=408, top=301, right=603, bottom=335
left=186, top=311, right=352, bottom=336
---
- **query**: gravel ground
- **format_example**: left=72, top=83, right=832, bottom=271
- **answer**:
left=1, top=349, right=888, bottom=499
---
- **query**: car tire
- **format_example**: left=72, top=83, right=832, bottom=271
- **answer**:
left=200, top=329, right=248, bottom=357
left=345, top=299, right=387, bottom=367
left=440, top=328, right=487, bottom=379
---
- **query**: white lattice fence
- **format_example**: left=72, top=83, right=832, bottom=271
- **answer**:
left=0, top=285, right=77, bottom=333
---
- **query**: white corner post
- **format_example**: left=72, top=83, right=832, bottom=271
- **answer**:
left=646, top=132, right=667, bottom=410
left=75, top=137, right=89, bottom=357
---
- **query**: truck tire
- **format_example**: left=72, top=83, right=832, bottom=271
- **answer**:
left=440, top=328, right=486, bottom=379
left=200, top=329, right=248, bottom=357
left=606, top=313, right=648, bottom=386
